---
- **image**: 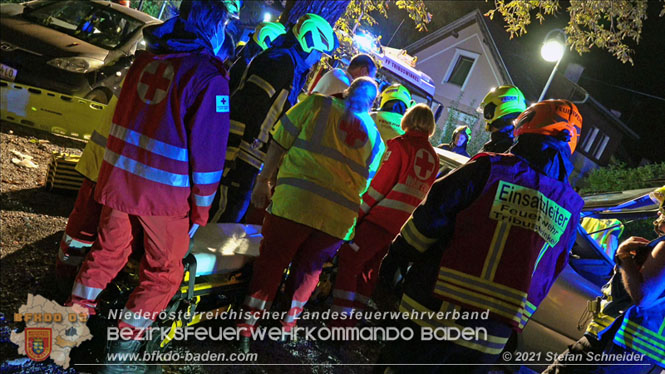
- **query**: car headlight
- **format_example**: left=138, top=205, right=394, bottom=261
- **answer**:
left=47, top=57, right=103, bottom=73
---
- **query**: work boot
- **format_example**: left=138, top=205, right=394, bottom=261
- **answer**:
left=239, top=336, right=251, bottom=354
left=99, top=339, right=146, bottom=374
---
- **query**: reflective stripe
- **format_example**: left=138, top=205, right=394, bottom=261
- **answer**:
left=615, top=334, right=665, bottom=363
left=311, top=97, right=331, bottom=145
left=617, top=319, right=665, bottom=362
left=366, top=129, right=384, bottom=169
left=284, top=299, right=308, bottom=323
left=104, top=150, right=190, bottom=187
left=210, top=184, right=228, bottom=223
left=290, top=299, right=307, bottom=309
left=120, top=307, right=154, bottom=329
left=194, top=193, right=216, bottom=207
left=240, top=140, right=266, bottom=162
left=333, top=289, right=355, bottom=301
left=229, top=120, right=245, bottom=136
left=355, top=293, right=371, bottom=306
left=72, top=282, right=103, bottom=301
left=437, top=267, right=527, bottom=306
left=237, top=150, right=263, bottom=170
left=277, top=178, right=358, bottom=212
left=393, top=183, right=426, bottom=200
left=90, top=130, right=107, bottom=148
left=625, top=320, right=665, bottom=349
left=247, top=74, right=276, bottom=97
left=258, top=89, right=289, bottom=143
left=293, top=139, right=369, bottom=179
left=244, top=296, right=270, bottom=310
left=58, top=247, right=86, bottom=266
left=433, top=281, right=523, bottom=324
left=279, top=113, right=300, bottom=138
left=192, top=170, right=223, bottom=185
left=62, top=233, right=93, bottom=248
left=110, top=124, right=188, bottom=162
left=400, top=294, right=508, bottom=354
left=532, top=243, right=550, bottom=276
left=331, top=304, right=355, bottom=316
left=401, top=219, right=437, bottom=253
left=481, top=222, right=511, bottom=280
left=360, top=201, right=371, bottom=213
left=366, top=187, right=384, bottom=201
left=376, top=198, right=417, bottom=214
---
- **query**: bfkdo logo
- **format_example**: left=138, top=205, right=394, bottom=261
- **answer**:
left=25, top=328, right=52, bottom=361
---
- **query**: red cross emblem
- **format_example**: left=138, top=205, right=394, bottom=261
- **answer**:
left=414, top=148, right=436, bottom=180
left=338, top=116, right=368, bottom=149
left=137, top=61, right=174, bottom=105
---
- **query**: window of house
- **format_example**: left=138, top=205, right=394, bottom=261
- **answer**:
left=581, top=126, right=610, bottom=161
left=447, top=56, right=475, bottom=86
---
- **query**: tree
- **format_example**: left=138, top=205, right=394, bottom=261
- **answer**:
left=485, top=0, right=665, bottom=65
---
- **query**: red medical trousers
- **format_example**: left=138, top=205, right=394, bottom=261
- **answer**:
left=70, top=206, right=189, bottom=337
left=332, top=220, right=395, bottom=327
left=57, top=178, right=102, bottom=277
left=238, top=213, right=343, bottom=337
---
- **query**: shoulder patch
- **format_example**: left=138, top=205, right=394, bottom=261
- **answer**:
left=216, top=95, right=230, bottom=113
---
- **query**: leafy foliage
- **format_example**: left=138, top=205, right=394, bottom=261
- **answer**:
left=335, top=0, right=431, bottom=37
left=577, top=162, right=665, bottom=195
left=485, top=0, right=665, bottom=65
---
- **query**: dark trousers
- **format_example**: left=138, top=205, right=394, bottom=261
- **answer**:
left=209, top=158, right=259, bottom=223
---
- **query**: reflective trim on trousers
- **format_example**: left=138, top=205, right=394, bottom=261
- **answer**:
left=104, top=150, right=190, bottom=187
left=192, top=170, right=223, bottom=185
left=293, top=138, right=369, bottom=179
left=120, top=307, right=154, bottom=329
left=481, top=222, right=511, bottom=281
left=237, top=150, right=263, bottom=170
left=284, top=299, right=308, bottom=323
left=392, top=183, right=426, bottom=200
left=277, top=178, right=359, bottom=212
left=258, top=89, right=289, bottom=144
left=62, top=233, right=94, bottom=248
left=239, top=140, right=266, bottom=162
left=331, top=304, right=355, bottom=317
left=366, top=187, right=384, bottom=201
left=244, top=295, right=269, bottom=310
left=247, top=74, right=276, bottom=97
left=58, top=247, right=86, bottom=266
left=72, top=282, right=103, bottom=301
left=401, top=219, right=437, bottom=253
left=333, top=289, right=355, bottom=301
left=194, top=192, right=216, bottom=207
left=400, top=294, right=509, bottom=355
left=229, top=120, right=245, bottom=136
left=360, top=201, right=371, bottom=213
left=90, top=130, right=107, bottom=148
left=376, top=198, right=417, bottom=214
left=110, top=124, right=188, bottom=162
left=433, top=281, right=523, bottom=325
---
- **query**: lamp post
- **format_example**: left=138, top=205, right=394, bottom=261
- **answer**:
left=538, top=29, right=566, bottom=102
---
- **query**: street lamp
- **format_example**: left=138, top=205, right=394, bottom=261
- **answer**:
left=538, top=29, right=566, bottom=102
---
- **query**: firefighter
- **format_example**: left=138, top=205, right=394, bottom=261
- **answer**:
left=438, top=125, right=471, bottom=157
left=312, top=53, right=377, bottom=97
left=331, top=103, right=438, bottom=327
left=377, top=100, right=585, bottom=372
left=371, top=84, right=414, bottom=142
left=477, top=85, right=527, bottom=153
left=68, top=2, right=231, bottom=372
left=543, top=186, right=665, bottom=374
left=209, top=13, right=338, bottom=224
left=237, top=77, right=384, bottom=351
left=228, top=21, right=287, bottom=93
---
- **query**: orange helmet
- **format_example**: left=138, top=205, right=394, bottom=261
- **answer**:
left=513, top=99, right=582, bottom=154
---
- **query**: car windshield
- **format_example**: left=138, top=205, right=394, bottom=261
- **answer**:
left=22, top=0, right=143, bottom=50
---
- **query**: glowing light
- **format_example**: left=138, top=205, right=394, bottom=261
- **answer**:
left=263, top=12, right=272, bottom=22
left=541, top=39, right=564, bottom=62
left=353, top=33, right=376, bottom=52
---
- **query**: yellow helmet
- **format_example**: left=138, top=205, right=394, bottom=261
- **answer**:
left=452, top=125, right=472, bottom=142
left=477, top=85, right=527, bottom=129
left=222, top=0, right=242, bottom=19
left=379, top=84, right=413, bottom=109
left=651, top=186, right=665, bottom=215
left=252, top=22, right=286, bottom=51
left=293, top=13, right=338, bottom=54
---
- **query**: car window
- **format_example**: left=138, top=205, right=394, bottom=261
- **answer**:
left=23, top=0, right=143, bottom=50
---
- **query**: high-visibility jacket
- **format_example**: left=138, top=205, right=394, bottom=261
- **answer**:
left=370, top=111, right=405, bottom=143
left=269, top=94, right=385, bottom=240
left=581, top=217, right=624, bottom=258
left=615, top=300, right=665, bottom=366
left=393, top=153, right=582, bottom=333
left=95, top=51, right=230, bottom=225
left=360, top=131, right=437, bottom=236
left=75, top=96, right=118, bottom=181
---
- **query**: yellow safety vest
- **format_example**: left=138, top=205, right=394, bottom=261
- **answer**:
left=580, top=217, right=624, bottom=257
left=74, top=95, right=118, bottom=181
left=270, top=94, right=385, bottom=240
left=370, top=111, right=405, bottom=143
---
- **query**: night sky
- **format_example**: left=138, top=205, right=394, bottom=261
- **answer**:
left=370, top=1, right=665, bottom=164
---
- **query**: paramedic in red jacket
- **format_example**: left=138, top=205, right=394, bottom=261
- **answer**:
left=68, top=1, right=231, bottom=370
left=331, top=104, right=438, bottom=326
